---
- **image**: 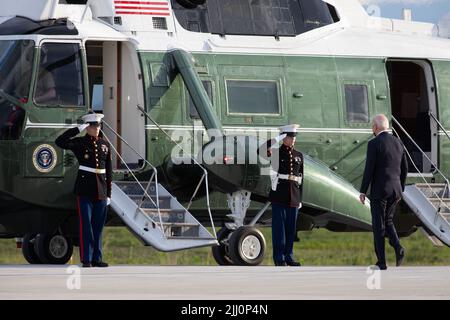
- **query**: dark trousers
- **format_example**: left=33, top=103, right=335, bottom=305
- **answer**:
left=76, top=196, right=108, bottom=264
left=371, top=194, right=401, bottom=265
left=272, top=203, right=299, bottom=264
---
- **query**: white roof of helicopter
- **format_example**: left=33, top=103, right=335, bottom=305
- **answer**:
left=0, top=0, right=449, bottom=60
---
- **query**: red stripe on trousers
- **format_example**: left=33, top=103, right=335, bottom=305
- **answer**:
left=76, top=196, right=85, bottom=263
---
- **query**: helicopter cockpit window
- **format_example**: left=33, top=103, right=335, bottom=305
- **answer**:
left=0, top=40, right=35, bottom=100
left=0, top=40, right=34, bottom=140
left=34, top=43, right=84, bottom=107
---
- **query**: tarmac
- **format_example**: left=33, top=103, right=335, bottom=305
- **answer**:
left=1, top=265, right=450, bottom=300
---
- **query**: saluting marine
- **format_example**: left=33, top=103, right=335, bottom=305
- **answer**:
left=262, top=124, right=304, bottom=266
left=55, top=112, right=112, bottom=268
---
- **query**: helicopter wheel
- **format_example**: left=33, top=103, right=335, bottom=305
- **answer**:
left=228, top=227, right=266, bottom=266
left=22, top=234, right=43, bottom=264
left=34, top=233, right=73, bottom=265
left=211, top=227, right=234, bottom=265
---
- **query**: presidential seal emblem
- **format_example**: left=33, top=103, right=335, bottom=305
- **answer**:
left=32, top=144, right=57, bottom=173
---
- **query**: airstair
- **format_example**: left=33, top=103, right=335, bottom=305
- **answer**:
left=111, top=181, right=217, bottom=251
left=101, top=114, right=218, bottom=252
left=393, top=115, right=450, bottom=247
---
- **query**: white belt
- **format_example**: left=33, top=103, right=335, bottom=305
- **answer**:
left=79, top=165, right=106, bottom=174
left=278, top=174, right=302, bottom=183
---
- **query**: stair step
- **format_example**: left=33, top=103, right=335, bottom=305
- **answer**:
left=166, top=236, right=216, bottom=240
left=416, top=183, right=447, bottom=188
left=427, top=199, right=450, bottom=213
left=417, top=184, right=448, bottom=198
left=129, top=195, right=171, bottom=209
left=158, top=222, right=200, bottom=237
left=115, top=181, right=157, bottom=196
left=142, top=208, right=187, bottom=223
left=159, top=222, right=199, bottom=227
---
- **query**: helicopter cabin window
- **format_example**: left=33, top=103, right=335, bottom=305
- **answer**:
left=226, top=80, right=279, bottom=115
left=34, top=43, right=84, bottom=107
left=188, top=80, right=213, bottom=119
left=345, top=84, right=369, bottom=123
left=171, top=0, right=338, bottom=37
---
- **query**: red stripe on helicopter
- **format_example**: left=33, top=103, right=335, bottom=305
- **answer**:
left=115, top=0, right=170, bottom=15
left=115, top=6, right=169, bottom=10
left=115, top=11, right=171, bottom=15
left=115, top=1, right=169, bottom=5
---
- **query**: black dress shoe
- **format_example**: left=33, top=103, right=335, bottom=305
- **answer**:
left=375, top=262, right=387, bottom=270
left=82, top=263, right=92, bottom=268
left=396, top=247, right=405, bottom=267
left=286, top=260, right=301, bottom=267
left=275, top=261, right=287, bottom=266
left=92, top=261, right=109, bottom=268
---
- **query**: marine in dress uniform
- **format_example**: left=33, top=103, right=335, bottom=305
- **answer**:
left=55, top=113, right=112, bottom=268
left=265, top=124, right=304, bottom=266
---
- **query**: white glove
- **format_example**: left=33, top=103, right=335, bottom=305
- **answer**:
left=77, top=123, right=89, bottom=133
left=273, top=133, right=287, bottom=143
left=107, top=198, right=111, bottom=206
left=298, top=203, right=302, bottom=210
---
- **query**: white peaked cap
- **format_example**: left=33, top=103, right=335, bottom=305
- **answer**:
left=279, top=124, right=299, bottom=133
left=82, top=113, right=104, bottom=124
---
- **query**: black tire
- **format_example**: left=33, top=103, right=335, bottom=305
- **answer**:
left=34, top=233, right=73, bottom=265
left=22, top=234, right=42, bottom=264
left=211, top=227, right=233, bottom=265
left=228, top=227, right=266, bottom=266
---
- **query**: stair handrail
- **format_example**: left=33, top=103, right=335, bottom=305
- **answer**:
left=392, top=116, right=450, bottom=220
left=100, top=120, right=165, bottom=234
left=429, top=111, right=450, bottom=142
left=137, top=104, right=217, bottom=239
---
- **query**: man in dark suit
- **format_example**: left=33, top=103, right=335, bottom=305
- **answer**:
left=360, top=114, right=408, bottom=270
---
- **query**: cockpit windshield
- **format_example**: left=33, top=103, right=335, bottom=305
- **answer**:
left=0, top=40, right=33, bottom=140
left=0, top=40, right=35, bottom=101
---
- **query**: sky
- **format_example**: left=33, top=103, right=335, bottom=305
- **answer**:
left=358, top=0, right=450, bottom=24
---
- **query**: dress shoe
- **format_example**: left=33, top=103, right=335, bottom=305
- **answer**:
left=375, top=262, right=387, bottom=270
left=92, top=261, right=109, bottom=268
left=274, top=261, right=287, bottom=266
left=286, top=260, right=301, bottom=267
left=82, top=263, right=91, bottom=268
left=396, top=247, right=405, bottom=267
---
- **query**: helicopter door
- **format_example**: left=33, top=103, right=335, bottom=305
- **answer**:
left=386, top=59, right=438, bottom=175
left=24, top=40, right=86, bottom=179
left=86, top=40, right=145, bottom=171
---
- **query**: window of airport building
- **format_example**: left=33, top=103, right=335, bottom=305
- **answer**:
left=34, top=43, right=84, bottom=107
left=226, top=80, right=280, bottom=115
left=345, top=84, right=370, bottom=123
left=171, top=0, right=339, bottom=37
left=0, top=40, right=34, bottom=140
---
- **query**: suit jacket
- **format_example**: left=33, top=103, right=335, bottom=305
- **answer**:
left=360, top=131, right=408, bottom=200
left=56, top=127, right=112, bottom=200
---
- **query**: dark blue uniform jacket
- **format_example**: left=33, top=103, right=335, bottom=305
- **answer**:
left=56, top=127, right=112, bottom=200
